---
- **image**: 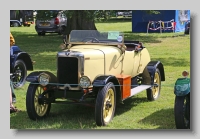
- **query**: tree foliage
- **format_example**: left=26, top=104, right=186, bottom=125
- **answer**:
left=35, top=10, right=160, bottom=35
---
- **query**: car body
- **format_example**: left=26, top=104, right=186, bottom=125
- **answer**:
left=184, top=20, right=190, bottom=35
left=174, top=71, right=190, bottom=129
left=10, top=46, right=33, bottom=88
left=123, top=11, right=132, bottom=17
left=116, top=12, right=124, bottom=16
left=10, top=10, right=34, bottom=27
left=25, top=30, right=165, bottom=126
left=35, top=10, right=67, bottom=36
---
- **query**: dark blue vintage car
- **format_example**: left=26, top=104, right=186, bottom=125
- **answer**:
left=10, top=46, right=34, bottom=88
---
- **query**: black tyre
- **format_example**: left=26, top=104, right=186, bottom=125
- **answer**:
left=38, top=32, right=45, bottom=36
left=184, top=28, right=190, bottom=35
left=146, top=68, right=161, bottom=101
left=184, top=22, right=190, bottom=35
left=13, top=22, right=19, bottom=27
left=26, top=83, right=51, bottom=120
left=174, top=94, right=190, bottom=129
left=95, top=82, right=116, bottom=126
left=12, top=60, right=27, bottom=88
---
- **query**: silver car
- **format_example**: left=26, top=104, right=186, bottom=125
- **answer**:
left=35, top=10, right=67, bottom=36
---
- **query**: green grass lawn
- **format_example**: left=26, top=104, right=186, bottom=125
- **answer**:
left=10, top=20, right=190, bottom=129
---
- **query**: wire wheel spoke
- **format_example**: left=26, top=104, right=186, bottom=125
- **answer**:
left=103, top=89, right=114, bottom=122
left=34, top=85, right=49, bottom=116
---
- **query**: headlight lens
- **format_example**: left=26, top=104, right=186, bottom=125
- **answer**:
left=79, top=76, right=91, bottom=88
left=38, top=73, right=50, bottom=86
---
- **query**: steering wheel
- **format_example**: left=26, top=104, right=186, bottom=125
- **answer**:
left=82, top=37, right=100, bottom=43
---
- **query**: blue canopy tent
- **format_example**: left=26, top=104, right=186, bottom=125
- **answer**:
left=132, top=10, right=190, bottom=33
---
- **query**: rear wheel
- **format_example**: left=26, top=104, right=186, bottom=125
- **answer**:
left=12, top=60, right=27, bottom=88
left=13, top=22, right=20, bottom=27
left=26, top=84, right=51, bottom=120
left=174, top=94, right=190, bottom=129
left=95, top=82, right=116, bottom=126
left=146, top=68, right=161, bottom=101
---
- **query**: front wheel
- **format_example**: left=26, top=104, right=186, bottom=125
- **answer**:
left=146, top=68, right=161, bottom=101
left=26, top=83, right=51, bottom=120
left=95, top=82, right=116, bottom=126
left=174, top=94, right=190, bottom=129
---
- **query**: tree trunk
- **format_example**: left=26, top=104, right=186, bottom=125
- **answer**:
left=66, top=11, right=97, bottom=39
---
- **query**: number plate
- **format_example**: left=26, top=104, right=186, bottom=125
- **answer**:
left=40, top=22, right=50, bottom=26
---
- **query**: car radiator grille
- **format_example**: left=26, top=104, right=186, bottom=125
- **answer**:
left=57, top=57, right=78, bottom=87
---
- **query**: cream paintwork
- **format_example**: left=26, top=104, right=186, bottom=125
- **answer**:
left=69, top=44, right=151, bottom=82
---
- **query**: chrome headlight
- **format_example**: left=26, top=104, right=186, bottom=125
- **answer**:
left=79, top=76, right=91, bottom=88
left=38, top=73, right=50, bottom=86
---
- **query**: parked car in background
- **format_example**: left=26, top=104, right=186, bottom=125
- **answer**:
left=35, top=10, right=67, bottom=36
left=10, top=10, right=34, bottom=27
left=184, top=20, right=190, bottom=35
left=116, top=12, right=124, bottom=17
left=10, top=46, right=34, bottom=88
left=25, top=30, right=165, bottom=126
left=174, top=70, right=190, bottom=129
left=123, top=11, right=132, bottom=17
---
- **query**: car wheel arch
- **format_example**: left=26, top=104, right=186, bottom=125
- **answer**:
left=147, top=61, right=165, bottom=81
left=92, top=75, right=121, bottom=103
left=16, top=53, right=33, bottom=71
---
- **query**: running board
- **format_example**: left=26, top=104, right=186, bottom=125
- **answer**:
left=130, top=85, right=151, bottom=97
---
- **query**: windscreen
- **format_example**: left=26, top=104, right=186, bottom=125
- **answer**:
left=69, top=30, right=124, bottom=44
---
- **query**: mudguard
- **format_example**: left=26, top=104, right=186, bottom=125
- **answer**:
left=92, top=75, right=120, bottom=87
left=147, top=61, right=165, bottom=82
left=10, top=46, right=33, bottom=71
left=92, top=75, right=121, bottom=101
left=26, top=71, right=58, bottom=84
left=174, top=78, right=190, bottom=96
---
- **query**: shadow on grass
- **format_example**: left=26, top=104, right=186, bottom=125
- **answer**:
left=138, top=108, right=176, bottom=129
left=10, top=96, right=149, bottom=129
left=151, top=57, right=190, bottom=67
left=115, top=96, right=148, bottom=115
left=10, top=104, right=97, bottom=129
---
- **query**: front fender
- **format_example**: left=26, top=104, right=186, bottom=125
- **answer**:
left=174, top=78, right=190, bottom=96
left=92, top=75, right=119, bottom=87
left=26, top=71, right=58, bottom=84
left=92, top=75, right=121, bottom=102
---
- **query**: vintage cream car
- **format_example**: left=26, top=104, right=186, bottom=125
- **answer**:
left=26, top=30, right=165, bottom=126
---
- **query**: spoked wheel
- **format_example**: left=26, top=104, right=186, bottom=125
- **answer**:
left=146, top=68, right=161, bottom=101
left=95, top=82, right=116, bottom=126
left=12, top=60, right=27, bottom=88
left=174, top=94, right=190, bottom=129
left=26, top=83, right=51, bottom=120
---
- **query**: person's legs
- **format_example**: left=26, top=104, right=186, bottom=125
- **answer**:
left=10, top=87, right=14, bottom=108
left=10, top=87, right=20, bottom=113
left=10, top=80, right=16, bottom=103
